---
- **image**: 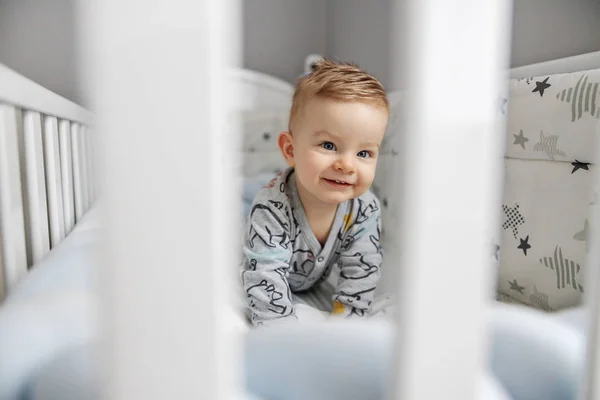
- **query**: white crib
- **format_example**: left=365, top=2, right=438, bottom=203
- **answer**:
left=1, top=0, right=600, bottom=399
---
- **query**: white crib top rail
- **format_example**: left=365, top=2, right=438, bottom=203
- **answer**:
left=0, top=63, right=93, bottom=126
left=227, top=68, right=294, bottom=111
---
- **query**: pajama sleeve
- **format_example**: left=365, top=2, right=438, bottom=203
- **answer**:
left=333, top=196, right=383, bottom=318
left=241, top=200, right=296, bottom=327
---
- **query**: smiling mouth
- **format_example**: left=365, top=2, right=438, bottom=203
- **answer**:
left=323, top=178, right=353, bottom=187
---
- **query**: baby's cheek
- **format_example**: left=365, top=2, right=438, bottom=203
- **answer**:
left=361, top=167, right=377, bottom=186
left=305, top=154, right=326, bottom=178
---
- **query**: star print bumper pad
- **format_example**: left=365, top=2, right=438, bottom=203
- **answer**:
left=495, top=68, right=600, bottom=312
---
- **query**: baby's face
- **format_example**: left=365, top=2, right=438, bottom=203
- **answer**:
left=288, top=98, right=388, bottom=205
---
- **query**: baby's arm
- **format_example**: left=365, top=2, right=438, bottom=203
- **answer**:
left=333, top=197, right=383, bottom=318
left=241, top=201, right=296, bottom=327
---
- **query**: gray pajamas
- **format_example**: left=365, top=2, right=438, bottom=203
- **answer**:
left=241, top=168, right=383, bottom=327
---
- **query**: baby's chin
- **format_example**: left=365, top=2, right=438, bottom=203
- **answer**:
left=315, top=190, right=365, bottom=205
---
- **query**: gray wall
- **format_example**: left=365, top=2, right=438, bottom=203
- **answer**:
left=325, top=0, right=600, bottom=90
left=326, top=0, right=392, bottom=90
left=510, top=0, right=600, bottom=68
left=1, top=0, right=599, bottom=103
left=243, top=0, right=328, bottom=84
left=241, top=0, right=393, bottom=88
left=0, top=0, right=81, bottom=104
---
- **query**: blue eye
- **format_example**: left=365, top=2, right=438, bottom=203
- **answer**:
left=357, top=150, right=371, bottom=159
left=321, top=141, right=336, bottom=151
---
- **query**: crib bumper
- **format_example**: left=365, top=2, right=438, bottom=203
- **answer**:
left=0, top=285, right=585, bottom=400
left=488, top=303, right=585, bottom=400
left=22, top=320, right=511, bottom=400
left=243, top=304, right=585, bottom=400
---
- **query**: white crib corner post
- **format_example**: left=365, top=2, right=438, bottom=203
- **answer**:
left=390, top=0, right=513, bottom=399
left=79, top=0, right=243, bottom=399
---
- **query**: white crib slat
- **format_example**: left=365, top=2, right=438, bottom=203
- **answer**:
left=583, top=249, right=599, bottom=398
left=92, top=128, right=98, bottom=201
left=43, top=116, right=66, bottom=247
left=79, top=123, right=89, bottom=213
left=0, top=104, right=28, bottom=297
left=84, top=126, right=94, bottom=206
left=85, top=127, right=95, bottom=203
left=391, top=0, right=513, bottom=399
left=581, top=122, right=600, bottom=399
left=71, top=123, right=85, bottom=221
left=90, top=128, right=97, bottom=202
left=80, top=0, right=242, bottom=398
left=80, top=125, right=90, bottom=212
left=87, top=127, right=95, bottom=202
left=79, top=125, right=90, bottom=213
left=20, top=111, right=51, bottom=265
left=59, top=119, right=75, bottom=232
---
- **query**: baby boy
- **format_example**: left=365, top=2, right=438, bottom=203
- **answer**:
left=241, top=59, right=389, bottom=327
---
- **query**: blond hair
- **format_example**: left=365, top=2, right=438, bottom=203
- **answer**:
left=289, top=58, right=389, bottom=131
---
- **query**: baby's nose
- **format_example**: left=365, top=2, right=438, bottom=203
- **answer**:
left=334, top=155, right=355, bottom=174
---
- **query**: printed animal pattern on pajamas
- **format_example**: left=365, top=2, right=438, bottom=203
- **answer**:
left=241, top=167, right=383, bottom=327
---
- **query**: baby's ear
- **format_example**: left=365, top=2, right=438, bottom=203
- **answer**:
left=278, top=131, right=295, bottom=167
